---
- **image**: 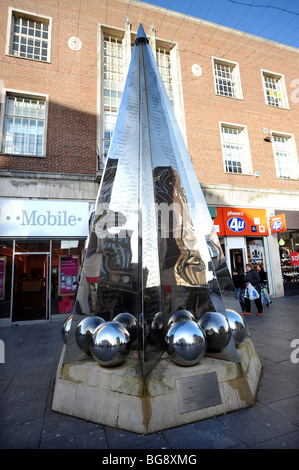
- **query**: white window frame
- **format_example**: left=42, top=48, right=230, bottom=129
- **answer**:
left=261, top=69, right=289, bottom=109
left=212, top=57, right=243, bottom=100
left=6, top=7, right=52, bottom=62
left=0, top=89, right=49, bottom=158
left=219, top=121, right=252, bottom=175
left=271, top=131, right=298, bottom=179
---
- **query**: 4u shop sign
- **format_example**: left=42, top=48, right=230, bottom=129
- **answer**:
left=213, top=207, right=269, bottom=236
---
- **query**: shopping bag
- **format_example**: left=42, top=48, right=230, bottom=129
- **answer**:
left=247, top=282, right=260, bottom=300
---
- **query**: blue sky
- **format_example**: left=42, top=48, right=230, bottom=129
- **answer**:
left=137, top=0, right=299, bottom=48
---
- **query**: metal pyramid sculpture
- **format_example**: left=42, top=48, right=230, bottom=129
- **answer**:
left=63, top=24, right=246, bottom=378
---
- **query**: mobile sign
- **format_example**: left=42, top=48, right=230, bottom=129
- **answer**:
left=270, top=214, right=287, bottom=233
left=213, top=207, right=269, bottom=236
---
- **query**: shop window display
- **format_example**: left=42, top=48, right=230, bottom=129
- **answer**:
left=278, top=231, right=299, bottom=286
left=51, top=240, right=85, bottom=316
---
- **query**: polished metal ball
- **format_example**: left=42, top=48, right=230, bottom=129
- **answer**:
left=167, top=310, right=195, bottom=328
left=150, top=312, right=165, bottom=345
left=61, top=315, right=73, bottom=345
left=89, top=321, right=130, bottom=367
left=165, top=320, right=207, bottom=366
left=113, top=313, right=138, bottom=344
left=75, top=316, right=105, bottom=354
left=197, top=312, right=231, bottom=353
left=225, top=309, right=246, bottom=346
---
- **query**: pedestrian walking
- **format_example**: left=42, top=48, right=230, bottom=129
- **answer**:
left=232, top=268, right=246, bottom=311
left=243, top=263, right=263, bottom=316
left=256, top=264, right=272, bottom=307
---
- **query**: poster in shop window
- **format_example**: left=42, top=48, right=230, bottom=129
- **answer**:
left=0, top=257, right=6, bottom=300
left=58, top=255, right=79, bottom=296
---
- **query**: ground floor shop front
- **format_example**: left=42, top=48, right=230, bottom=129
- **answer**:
left=207, top=201, right=299, bottom=298
left=0, top=198, right=89, bottom=325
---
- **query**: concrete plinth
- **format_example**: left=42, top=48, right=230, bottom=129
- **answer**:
left=52, top=337, right=261, bottom=435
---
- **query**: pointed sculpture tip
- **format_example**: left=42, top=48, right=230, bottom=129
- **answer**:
left=135, top=23, right=149, bottom=44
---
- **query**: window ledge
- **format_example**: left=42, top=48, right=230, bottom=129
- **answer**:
left=216, top=94, right=244, bottom=101
left=5, top=53, right=51, bottom=64
left=0, top=153, right=46, bottom=159
left=277, top=176, right=299, bottom=181
left=224, top=172, right=253, bottom=176
left=265, top=103, right=290, bottom=111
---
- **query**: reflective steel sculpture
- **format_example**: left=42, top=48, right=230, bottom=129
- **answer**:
left=225, top=309, right=247, bottom=346
left=165, top=320, right=207, bottom=366
left=61, top=315, right=73, bottom=345
left=113, top=312, right=138, bottom=345
left=63, top=23, right=247, bottom=375
left=89, top=321, right=130, bottom=366
left=197, top=312, right=231, bottom=353
left=75, top=316, right=105, bottom=354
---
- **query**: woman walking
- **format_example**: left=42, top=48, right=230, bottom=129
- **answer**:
left=243, top=263, right=263, bottom=316
left=256, top=264, right=272, bottom=307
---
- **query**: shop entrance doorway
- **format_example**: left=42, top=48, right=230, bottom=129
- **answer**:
left=12, top=253, right=49, bottom=322
left=230, top=249, right=245, bottom=275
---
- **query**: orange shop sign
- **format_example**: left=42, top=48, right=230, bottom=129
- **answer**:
left=213, top=207, right=269, bottom=236
left=270, top=214, right=287, bottom=233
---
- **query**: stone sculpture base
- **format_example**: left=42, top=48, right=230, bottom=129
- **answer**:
left=52, top=337, right=261, bottom=435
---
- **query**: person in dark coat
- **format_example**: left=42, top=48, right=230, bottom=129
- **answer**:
left=243, top=263, right=263, bottom=315
left=256, top=264, right=272, bottom=307
left=232, top=268, right=245, bottom=311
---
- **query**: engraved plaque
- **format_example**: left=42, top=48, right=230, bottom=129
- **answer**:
left=176, top=372, right=222, bottom=413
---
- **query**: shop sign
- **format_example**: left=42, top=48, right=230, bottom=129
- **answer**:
left=270, top=214, right=287, bottom=233
left=291, top=252, right=299, bottom=266
left=213, top=207, right=269, bottom=236
left=0, top=199, right=89, bottom=237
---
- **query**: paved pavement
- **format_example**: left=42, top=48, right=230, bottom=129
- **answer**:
left=0, top=295, right=299, bottom=450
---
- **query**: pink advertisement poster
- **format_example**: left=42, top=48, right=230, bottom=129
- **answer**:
left=59, top=255, right=79, bottom=296
left=0, top=257, right=6, bottom=301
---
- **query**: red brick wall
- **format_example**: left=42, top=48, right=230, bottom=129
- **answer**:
left=0, top=0, right=298, bottom=192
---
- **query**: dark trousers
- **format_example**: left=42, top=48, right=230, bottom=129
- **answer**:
left=244, top=297, right=263, bottom=313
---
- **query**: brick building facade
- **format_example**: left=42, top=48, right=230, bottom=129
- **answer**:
left=0, top=0, right=298, bottom=324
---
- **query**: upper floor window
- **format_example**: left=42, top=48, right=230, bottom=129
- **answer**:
left=102, top=33, right=124, bottom=159
left=262, top=70, right=289, bottom=109
left=156, top=46, right=174, bottom=107
left=1, top=92, right=48, bottom=157
left=213, top=58, right=242, bottom=99
left=220, top=123, right=252, bottom=174
left=272, top=133, right=298, bottom=179
left=7, top=8, right=51, bottom=62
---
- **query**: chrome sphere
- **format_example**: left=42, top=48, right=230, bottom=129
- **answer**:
left=197, top=312, right=231, bottom=353
left=151, top=312, right=165, bottom=345
left=151, top=311, right=163, bottom=331
left=75, top=316, right=105, bottom=354
left=61, top=315, right=73, bottom=345
left=165, top=320, right=207, bottom=366
left=113, top=313, right=138, bottom=344
left=167, top=310, right=195, bottom=328
left=89, top=321, right=130, bottom=367
left=225, top=309, right=247, bottom=346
